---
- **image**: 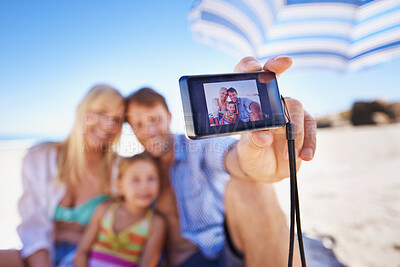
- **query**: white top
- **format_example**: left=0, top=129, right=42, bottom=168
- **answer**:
left=17, top=143, right=64, bottom=259
left=17, top=143, right=119, bottom=260
left=210, top=98, right=226, bottom=118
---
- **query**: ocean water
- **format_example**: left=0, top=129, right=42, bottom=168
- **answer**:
left=0, top=134, right=145, bottom=158
left=0, top=139, right=39, bottom=150
left=0, top=135, right=65, bottom=150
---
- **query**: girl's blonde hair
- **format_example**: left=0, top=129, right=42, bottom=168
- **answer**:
left=56, top=84, right=125, bottom=192
left=118, top=152, right=160, bottom=181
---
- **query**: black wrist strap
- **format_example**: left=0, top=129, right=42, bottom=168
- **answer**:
left=282, top=96, right=307, bottom=267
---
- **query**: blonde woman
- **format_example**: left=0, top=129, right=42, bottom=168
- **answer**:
left=0, top=85, right=125, bottom=266
left=208, top=87, right=228, bottom=126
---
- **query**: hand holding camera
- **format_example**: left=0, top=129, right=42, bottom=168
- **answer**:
left=180, top=56, right=317, bottom=183
left=234, top=56, right=317, bottom=183
left=179, top=56, right=315, bottom=266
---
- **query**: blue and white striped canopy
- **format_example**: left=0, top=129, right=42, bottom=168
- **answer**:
left=189, top=0, right=400, bottom=70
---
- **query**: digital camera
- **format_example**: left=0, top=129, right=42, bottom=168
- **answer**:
left=179, top=71, right=286, bottom=140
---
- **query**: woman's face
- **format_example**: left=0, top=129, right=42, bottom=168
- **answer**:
left=84, top=106, right=124, bottom=150
left=219, top=89, right=228, bottom=101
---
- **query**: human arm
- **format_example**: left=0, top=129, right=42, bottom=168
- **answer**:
left=74, top=202, right=110, bottom=267
left=233, top=114, right=237, bottom=123
left=209, top=117, right=215, bottom=126
left=221, top=58, right=308, bottom=267
left=209, top=98, right=220, bottom=126
left=210, top=116, right=219, bottom=126
left=224, top=56, right=317, bottom=182
left=139, top=213, right=167, bottom=267
left=25, top=250, right=51, bottom=267
left=17, top=145, right=56, bottom=267
left=211, top=98, right=219, bottom=118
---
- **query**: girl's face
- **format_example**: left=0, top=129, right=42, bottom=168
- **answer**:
left=85, top=106, right=124, bottom=150
left=228, top=103, right=236, bottom=114
left=219, top=89, right=227, bottom=101
left=118, top=160, right=160, bottom=209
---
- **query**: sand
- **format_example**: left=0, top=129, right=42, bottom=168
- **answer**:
left=1, top=125, right=400, bottom=266
left=275, top=124, right=400, bottom=267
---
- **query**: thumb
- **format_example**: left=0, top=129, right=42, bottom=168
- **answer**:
left=237, top=130, right=277, bottom=180
left=250, top=131, right=274, bottom=148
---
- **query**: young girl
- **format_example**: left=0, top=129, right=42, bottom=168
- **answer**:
left=74, top=153, right=166, bottom=267
left=222, top=101, right=238, bottom=125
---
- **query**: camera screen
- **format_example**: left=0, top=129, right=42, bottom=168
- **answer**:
left=204, top=79, right=264, bottom=127
left=180, top=71, right=286, bottom=139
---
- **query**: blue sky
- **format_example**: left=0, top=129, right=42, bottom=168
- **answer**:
left=1, top=0, right=399, bottom=140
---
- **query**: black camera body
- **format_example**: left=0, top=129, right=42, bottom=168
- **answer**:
left=179, top=71, right=286, bottom=140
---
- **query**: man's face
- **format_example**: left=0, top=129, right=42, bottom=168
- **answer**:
left=228, top=91, right=238, bottom=103
left=126, top=102, right=173, bottom=158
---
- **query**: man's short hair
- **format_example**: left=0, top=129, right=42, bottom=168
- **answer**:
left=227, top=87, right=237, bottom=94
left=125, top=87, right=169, bottom=112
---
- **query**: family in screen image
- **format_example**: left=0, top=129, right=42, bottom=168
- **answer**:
left=204, top=80, right=264, bottom=126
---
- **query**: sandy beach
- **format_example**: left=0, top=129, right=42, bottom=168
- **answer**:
left=275, top=124, right=400, bottom=267
left=1, top=125, right=400, bottom=266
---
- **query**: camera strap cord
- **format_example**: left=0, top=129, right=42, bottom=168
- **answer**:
left=281, top=96, right=307, bottom=267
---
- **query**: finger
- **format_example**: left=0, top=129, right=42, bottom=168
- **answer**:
left=263, top=56, right=293, bottom=77
left=300, top=111, right=317, bottom=161
left=250, top=130, right=274, bottom=148
left=234, top=56, right=262, bottom=72
left=285, top=98, right=304, bottom=157
left=237, top=131, right=278, bottom=178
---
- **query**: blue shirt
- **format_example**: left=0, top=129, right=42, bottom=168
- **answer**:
left=169, top=134, right=237, bottom=259
left=236, top=97, right=254, bottom=122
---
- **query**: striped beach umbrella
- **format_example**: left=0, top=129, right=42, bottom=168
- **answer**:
left=189, top=0, right=400, bottom=70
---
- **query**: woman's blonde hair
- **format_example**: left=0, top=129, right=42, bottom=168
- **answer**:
left=218, top=87, right=228, bottom=108
left=56, top=84, right=125, bottom=192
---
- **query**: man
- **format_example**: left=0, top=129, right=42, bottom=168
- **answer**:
left=227, top=87, right=263, bottom=122
left=125, top=56, right=317, bottom=267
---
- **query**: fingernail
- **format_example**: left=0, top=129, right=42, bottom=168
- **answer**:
left=252, top=131, right=272, bottom=147
left=301, top=148, right=313, bottom=159
left=246, top=60, right=260, bottom=69
left=272, top=56, right=287, bottom=61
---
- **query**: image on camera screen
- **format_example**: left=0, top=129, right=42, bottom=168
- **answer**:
left=204, top=79, right=264, bottom=127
